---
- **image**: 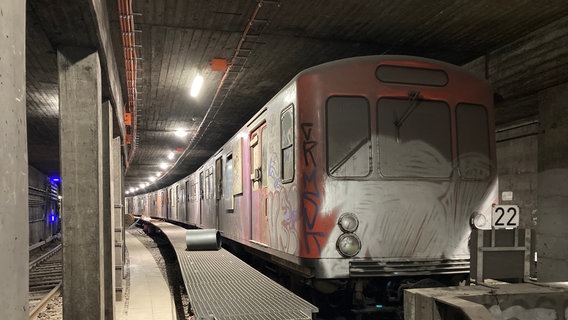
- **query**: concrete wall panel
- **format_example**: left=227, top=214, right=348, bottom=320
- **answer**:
left=0, top=0, right=28, bottom=318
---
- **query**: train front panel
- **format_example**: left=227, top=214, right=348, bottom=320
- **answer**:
left=287, top=56, right=497, bottom=279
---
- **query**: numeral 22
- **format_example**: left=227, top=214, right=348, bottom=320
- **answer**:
left=495, top=207, right=517, bottom=226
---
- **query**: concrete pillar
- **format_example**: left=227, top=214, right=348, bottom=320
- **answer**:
left=112, top=137, right=125, bottom=301
left=121, top=160, right=126, bottom=282
left=536, top=82, right=568, bottom=282
left=0, top=0, right=27, bottom=319
left=102, top=101, right=115, bottom=318
left=58, top=47, right=105, bottom=319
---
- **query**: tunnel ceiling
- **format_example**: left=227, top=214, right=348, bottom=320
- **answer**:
left=25, top=0, right=568, bottom=193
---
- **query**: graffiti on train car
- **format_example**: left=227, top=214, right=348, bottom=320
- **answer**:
left=268, top=153, right=281, bottom=190
left=300, top=122, right=336, bottom=256
left=301, top=123, right=317, bottom=167
left=264, top=153, right=298, bottom=253
left=263, top=184, right=299, bottom=254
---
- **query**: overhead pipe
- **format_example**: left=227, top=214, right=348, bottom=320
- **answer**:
left=162, top=0, right=267, bottom=183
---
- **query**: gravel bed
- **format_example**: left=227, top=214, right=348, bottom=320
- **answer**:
left=30, top=238, right=63, bottom=320
left=34, top=294, right=62, bottom=319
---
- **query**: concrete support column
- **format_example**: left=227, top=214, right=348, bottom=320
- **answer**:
left=112, top=137, right=125, bottom=301
left=58, top=48, right=105, bottom=319
left=0, top=0, right=27, bottom=319
left=102, top=101, right=115, bottom=318
left=536, top=82, right=568, bottom=282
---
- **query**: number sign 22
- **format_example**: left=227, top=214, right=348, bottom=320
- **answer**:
left=492, top=205, right=520, bottom=229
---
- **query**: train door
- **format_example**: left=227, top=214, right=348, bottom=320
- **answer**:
left=215, top=157, right=223, bottom=229
left=162, top=190, right=168, bottom=217
left=178, top=183, right=186, bottom=222
left=199, top=171, right=204, bottom=226
left=175, top=186, right=179, bottom=220
left=185, top=180, right=191, bottom=222
left=169, top=187, right=176, bottom=220
left=165, top=189, right=170, bottom=219
left=250, top=123, right=269, bottom=244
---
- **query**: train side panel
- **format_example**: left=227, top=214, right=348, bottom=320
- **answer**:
left=216, top=131, right=253, bottom=243
left=186, top=173, right=200, bottom=226
left=155, top=190, right=164, bottom=218
left=252, top=84, right=301, bottom=253
left=200, top=163, right=216, bottom=228
left=168, top=184, right=177, bottom=220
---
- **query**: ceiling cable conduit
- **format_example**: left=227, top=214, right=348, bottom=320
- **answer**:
left=118, top=0, right=140, bottom=167
left=158, top=0, right=272, bottom=185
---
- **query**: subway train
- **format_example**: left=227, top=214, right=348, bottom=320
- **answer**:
left=29, top=165, right=61, bottom=246
left=126, top=55, right=497, bottom=309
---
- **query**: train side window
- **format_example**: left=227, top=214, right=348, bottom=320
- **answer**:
left=176, top=185, right=180, bottom=203
left=377, top=98, right=451, bottom=178
left=190, top=181, right=195, bottom=202
left=185, top=180, right=190, bottom=203
left=207, top=168, right=213, bottom=199
left=224, top=154, right=234, bottom=211
left=262, top=128, right=269, bottom=188
left=281, top=105, right=294, bottom=183
left=215, top=158, right=223, bottom=201
left=326, top=96, right=371, bottom=177
left=199, top=172, right=204, bottom=200
left=456, top=104, right=491, bottom=179
left=203, top=170, right=208, bottom=199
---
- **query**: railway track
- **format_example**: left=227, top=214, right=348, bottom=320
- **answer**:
left=29, top=244, right=62, bottom=319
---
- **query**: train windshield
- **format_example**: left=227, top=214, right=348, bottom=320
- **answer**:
left=456, top=104, right=491, bottom=179
left=377, top=98, right=452, bottom=178
left=326, top=96, right=371, bottom=177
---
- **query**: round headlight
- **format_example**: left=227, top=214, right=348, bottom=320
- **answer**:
left=336, top=233, right=361, bottom=258
left=338, top=212, right=359, bottom=233
left=470, top=212, right=487, bottom=229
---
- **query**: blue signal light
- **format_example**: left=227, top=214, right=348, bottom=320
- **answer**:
left=50, top=176, right=60, bottom=183
left=376, top=304, right=383, bottom=309
left=49, top=211, right=57, bottom=223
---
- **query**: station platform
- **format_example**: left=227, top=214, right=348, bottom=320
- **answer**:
left=149, top=220, right=318, bottom=320
left=116, top=231, right=176, bottom=320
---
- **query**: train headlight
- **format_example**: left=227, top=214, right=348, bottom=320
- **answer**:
left=470, top=212, right=487, bottom=229
left=338, top=212, right=359, bottom=233
left=336, top=233, right=361, bottom=257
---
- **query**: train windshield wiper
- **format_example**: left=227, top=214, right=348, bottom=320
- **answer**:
left=394, top=91, right=420, bottom=143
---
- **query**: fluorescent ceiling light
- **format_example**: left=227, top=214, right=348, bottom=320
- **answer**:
left=159, top=162, right=169, bottom=170
left=167, top=151, right=175, bottom=160
left=175, top=130, right=188, bottom=137
left=190, top=74, right=204, bottom=97
left=156, top=172, right=161, bottom=177
left=149, top=176, right=156, bottom=182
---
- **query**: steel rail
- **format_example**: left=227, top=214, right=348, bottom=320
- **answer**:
left=29, top=282, right=62, bottom=320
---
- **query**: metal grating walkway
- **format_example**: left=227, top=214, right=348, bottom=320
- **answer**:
left=150, top=221, right=318, bottom=320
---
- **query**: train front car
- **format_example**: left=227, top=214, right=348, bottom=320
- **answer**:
left=292, top=56, right=497, bottom=307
